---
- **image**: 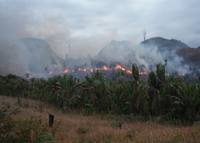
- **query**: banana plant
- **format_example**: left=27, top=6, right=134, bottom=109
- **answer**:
left=46, top=75, right=62, bottom=106
left=156, top=63, right=165, bottom=83
left=80, top=70, right=107, bottom=112
left=147, top=71, right=157, bottom=115
left=157, top=80, right=178, bottom=115
left=171, top=83, right=200, bottom=123
left=107, top=82, right=125, bottom=114
left=53, top=74, right=80, bottom=109
left=46, top=75, right=62, bottom=93
left=132, top=63, right=139, bottom=81
left=122, top=80, right=135, bottom=114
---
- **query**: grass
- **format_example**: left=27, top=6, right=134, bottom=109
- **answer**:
left=1, top=95, right=200, bottom=143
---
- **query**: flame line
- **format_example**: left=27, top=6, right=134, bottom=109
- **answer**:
left=49, top=65, right=185, bottom=76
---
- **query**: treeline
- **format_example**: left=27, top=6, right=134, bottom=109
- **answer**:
left=0, top=63, right=200, bottom=125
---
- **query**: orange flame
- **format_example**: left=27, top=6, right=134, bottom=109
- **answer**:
left=50, top=65, right=186, bottom=77
left=63, top=68, right=69, bottom=73
left=102, top=66, right=111, bottom=70
left=178, top=73, right=185, bottom=76
left=139, top=72, right=148, bottom=75
left=55, top=64, right=158, bottom=75
left=48, top=71, right=52, bottom=75
left=114, top=65, right=122, bottom=70
left=126, top=70, right=132, bottom=74
left=78, top=68, right=87, bottom=72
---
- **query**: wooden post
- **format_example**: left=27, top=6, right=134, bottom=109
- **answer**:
left=49, top=114, right=54, bottom=127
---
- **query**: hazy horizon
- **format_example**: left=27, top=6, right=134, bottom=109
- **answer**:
left=0, top=0, right=200, bottom=59
left=0, top=0, right=199, bottom=77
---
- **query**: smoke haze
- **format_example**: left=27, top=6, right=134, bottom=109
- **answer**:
left=0, top=0, right=199, bottom=77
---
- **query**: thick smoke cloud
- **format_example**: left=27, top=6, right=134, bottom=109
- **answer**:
left=0, top=0, right=199, bottom=77
left=0, top=3, right=119, bottom=76
left=64, top=40, right=190, bottom=76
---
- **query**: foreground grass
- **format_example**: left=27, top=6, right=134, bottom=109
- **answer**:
left=1, top=95, right=200, bottom=143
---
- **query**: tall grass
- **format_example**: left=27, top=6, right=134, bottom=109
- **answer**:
left=1, top=95, right=200, bottom=142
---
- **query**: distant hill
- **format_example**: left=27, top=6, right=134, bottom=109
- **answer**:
left=20, top=37, right=65, bottom=74
left=141, top=37, right=200, bottom=67
left=1, top=36, right=199, bottom=77
left=98, top=37, right=200, bottom=68
left=176, top=47, right=200, bottom=67
left=141, top=37, right=190, bottom=50
left=0, top=37, right=65, bottom=76
left=96, top=40, right=133, bottom=67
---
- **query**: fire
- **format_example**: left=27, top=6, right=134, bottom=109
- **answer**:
left=63, top=68, right=69, bottom=73
left=113, top=65, right=126, bottom=72
left=139, top=72, right=148, bottom=75
left=55, top=68, right=69, bottom=75
left=126, top=70, right=132, bottom=74
left=78, top=68, right=87, bottom=72
left=102, top=66, right=111, bottom=70
left=114, top=65, right=122, bottom=70
left=50, top=65, right=150, bottom=75
left=48, top=71, right=52, bottom=75
left=178, top=73, right=185, bottom=76
left=48, top=65, right=186, bottom=77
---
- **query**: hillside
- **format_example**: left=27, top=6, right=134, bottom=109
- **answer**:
left=141, top=37, right=190, bottom=50
left=1, top=36, right=199, bottom=77
left=98, top=37, right=200, bottom=69
left=176, top=47, right=200, bottom=67
left=20, top=37, right=65, bottom=74
left=141, top=37, right=200, bottom=67
left=0, top=37, right=65, bottom=76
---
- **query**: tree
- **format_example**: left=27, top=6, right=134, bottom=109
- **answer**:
left=142, top=28, right=147, bottom=41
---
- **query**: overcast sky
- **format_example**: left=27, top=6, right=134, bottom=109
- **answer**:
left=0, top=0, right=200, bottom=59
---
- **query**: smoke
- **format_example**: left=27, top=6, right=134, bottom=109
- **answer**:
left=0, top=9, right=122, bottom=77
left=63, top=39, right=191, bottom=76
left=0, top=40, right=30, bottom=76
left=0, top=1, right=193, bottom=77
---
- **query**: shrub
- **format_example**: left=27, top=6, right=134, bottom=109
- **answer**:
left=0, top=104, right=57, bottom=143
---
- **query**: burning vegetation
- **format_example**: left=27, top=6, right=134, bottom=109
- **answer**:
left=0, top=62, right=200, bottom=142
left=48, top=64, right=185, bottom=77
left=49, top=65, right=134, bottom=76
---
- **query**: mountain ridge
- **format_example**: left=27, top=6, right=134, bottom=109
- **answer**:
left=141, top=37, right=191, bottom=50
left=20, top=37, right=65, bottom=75
left=98, top=37, right=200, bottom=68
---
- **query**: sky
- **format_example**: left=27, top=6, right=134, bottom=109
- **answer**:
left=0, top=0, right=200, bottom=59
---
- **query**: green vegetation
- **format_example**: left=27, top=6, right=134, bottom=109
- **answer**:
left=0, top=104, right=59, bottom=143
left=0, top=62, right=200, bottom=128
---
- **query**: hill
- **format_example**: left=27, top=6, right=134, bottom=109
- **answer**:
left=176, top=47, right=200, bottom=67
left=0, top=37, right=65, bottom=76
left=141, top=37, right=200, bottom=67
left=141, top=37, right=190, bottom=50
left=98, top=37, right=200, bottom=69
left=20, top=37, right=65, bottom=74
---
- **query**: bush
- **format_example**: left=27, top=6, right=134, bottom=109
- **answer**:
left=0, top=104, right=57, bottom=143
